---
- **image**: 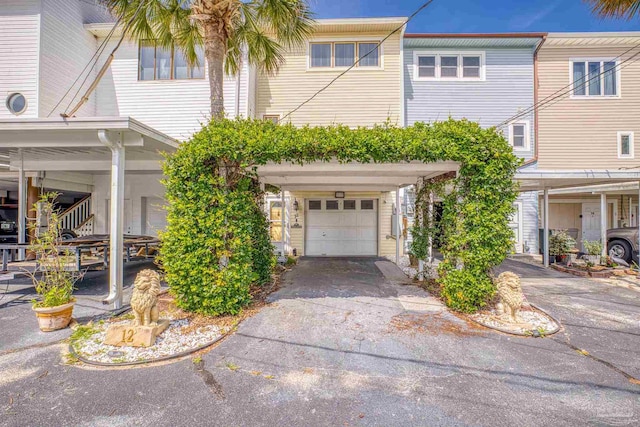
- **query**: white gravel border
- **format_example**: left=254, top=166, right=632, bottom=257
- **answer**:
left=470, top=306, right=559, bottom=336
left=72, top=317, right=224, bottom=364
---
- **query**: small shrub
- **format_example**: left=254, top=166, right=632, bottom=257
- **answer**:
left=549, top=230, right=576, bottom=256
left=582, top=240, right=603, bottom=256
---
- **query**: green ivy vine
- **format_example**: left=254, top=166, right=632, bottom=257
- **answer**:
left=161, top=118, right=520, bottom=315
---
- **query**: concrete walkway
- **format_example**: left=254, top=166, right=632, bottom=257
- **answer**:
left=0, top=257, right=638, bottom=426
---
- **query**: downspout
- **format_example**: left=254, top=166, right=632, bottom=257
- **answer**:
left=531, top=34, right=547, bottom=165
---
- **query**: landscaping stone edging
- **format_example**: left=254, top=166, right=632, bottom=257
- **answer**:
left=551, top=264, right=614, bottom=279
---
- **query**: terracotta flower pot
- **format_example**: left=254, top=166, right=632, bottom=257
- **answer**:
left=32, top=300, right=75, bottom=332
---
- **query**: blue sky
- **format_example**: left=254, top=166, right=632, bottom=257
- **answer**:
left=310, top=0, right=640, bottom=33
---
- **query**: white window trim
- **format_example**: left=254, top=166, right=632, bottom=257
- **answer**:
left=509, top=120, right=530, bottom=152
left=262, top=114, right=280, bottom=124
left=569, top=58, right=621, bottom=99
left=413, top=51, right=486, bottom=81
left=617, top=131, right=634, bottom=159
left=306, top=37, right=384, bottom=71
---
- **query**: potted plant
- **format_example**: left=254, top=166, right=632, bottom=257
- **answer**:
left=582, top=240, right=603, bottom=266
left=549, top=230, right=576, bottom=265
left=28, top=193, right=83, bottom=332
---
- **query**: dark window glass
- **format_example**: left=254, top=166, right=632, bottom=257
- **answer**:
left=308, top=200, right=322, bottom=210
left=344, top=200, right=356, bottom=210
left=326, top=200, right=339, bottom=210
left=361, top=200, right=374, bottom=210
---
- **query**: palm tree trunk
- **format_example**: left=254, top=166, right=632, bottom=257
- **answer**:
left=204, top=24, right=226, bottom=120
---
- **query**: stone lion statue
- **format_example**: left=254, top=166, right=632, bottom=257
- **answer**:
left=495, top=271, right=524, bottom=323
left=130, top=269, right=162, bottom=327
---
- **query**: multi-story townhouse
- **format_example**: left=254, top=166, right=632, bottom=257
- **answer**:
left=403, top=33, right=545, bottom=254
left=256, top=17, right=417, bottom=259
left=0, top=0, right=253, bottom=240
left=520, top=32, right=640, bottom=262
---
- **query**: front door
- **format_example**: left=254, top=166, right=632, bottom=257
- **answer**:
left=582, top=202, right=601, bottom=244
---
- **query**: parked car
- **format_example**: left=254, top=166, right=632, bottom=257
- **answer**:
left=607, top=227, right=638, bottom=264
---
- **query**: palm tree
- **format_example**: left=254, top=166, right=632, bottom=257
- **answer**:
left=104, top=0, right=314, bottom=119
left=586, top=0, right=640, bottom=19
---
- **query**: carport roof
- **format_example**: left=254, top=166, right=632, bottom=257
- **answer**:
left=0, top=117, right=178, bottom=172
left=257, top=160, right=460, bottom=191
left=516, top=169, right=640, bottom=191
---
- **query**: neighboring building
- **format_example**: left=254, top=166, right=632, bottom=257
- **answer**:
left=403, top=33, right=546, bottom=254
left=526, top=32, right=640, bottom=255
left=259, top=18, right=409, bottom=259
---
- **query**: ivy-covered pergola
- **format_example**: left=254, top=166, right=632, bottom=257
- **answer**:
left=160, top=118, right=520, bottom=315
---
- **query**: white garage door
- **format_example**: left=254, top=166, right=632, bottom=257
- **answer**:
left=305, top=199, right=377, bottom=256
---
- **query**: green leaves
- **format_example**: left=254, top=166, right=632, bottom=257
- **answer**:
left=162, top=117, right=519, bottom=314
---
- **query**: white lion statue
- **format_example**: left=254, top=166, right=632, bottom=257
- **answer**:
left=130, top=269, right=162, bottom=327
left=495, top=271, right=524, bottom=323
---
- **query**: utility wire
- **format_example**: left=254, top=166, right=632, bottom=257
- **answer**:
left=47, top=16, right=122, bottom=118
left=63, top=0, right=147, bottom=118
left=280, top=0, right=436, bottom=122
left=497, top=41, right=640, bottom=127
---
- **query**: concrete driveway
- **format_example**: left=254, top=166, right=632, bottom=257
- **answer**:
left=1, top=257, right=639, bottom=426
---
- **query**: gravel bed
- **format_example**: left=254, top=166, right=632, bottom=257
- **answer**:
left=470, top=306, right=559, bottom=335
left=398, top=256, right=440, bottom=280
left=72, top=317, right=224, bottom=364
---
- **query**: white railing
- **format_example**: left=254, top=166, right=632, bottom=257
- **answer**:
left=74, top=214, right=94, bottom=237
left=59, top=196, right=91, bottom=232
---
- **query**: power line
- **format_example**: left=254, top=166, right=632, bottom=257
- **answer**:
left=47, top=16, right=122, bottom=117
left=280, top=0, right=436, bottom=122
left=497, top=41, right=640, bottom=128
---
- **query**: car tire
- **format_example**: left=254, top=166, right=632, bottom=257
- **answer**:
left=608, top=239, right=632, bottom=264
left=60, top=229, right=77, bottom=240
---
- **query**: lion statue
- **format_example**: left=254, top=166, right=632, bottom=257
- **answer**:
left=495, top=271, right=524, bottom=323
left=130, top=269, right=162, bottom=327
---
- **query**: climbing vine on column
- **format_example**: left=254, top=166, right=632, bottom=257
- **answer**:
left=161, top=118, right=519, bottom=315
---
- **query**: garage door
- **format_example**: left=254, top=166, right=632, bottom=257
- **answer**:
left=305, top=199, right=377, bottom=256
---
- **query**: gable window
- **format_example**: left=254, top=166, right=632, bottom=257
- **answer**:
left=309, top=41, right=381, bottom=69
left=139, top=40, right=205, bottom=81
left=618, top=131, right=634, bottom=159
left=509, top=122, right=529, bottom=151
left=572, top=60, right=618, bottom=97
left=413, top=52, right=484, bottom=81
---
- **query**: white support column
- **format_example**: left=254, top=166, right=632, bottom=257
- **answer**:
left=281, top=189, right=285, bottom=257
left=543, top=188, right=549, bottom=267
left=396, top=187, right=401, bottom=265
left=601, top=193, right=608, bottom=258
left=98, top=130, right=125, bottom=309
left=17, top=149, right=25, bottom=260
left=629, top=196, right=633, bottom=227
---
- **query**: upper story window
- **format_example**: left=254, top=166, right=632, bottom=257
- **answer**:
left=572, top=60, right=618, bottom=97
left=509, top=121, right=529, bottom=151
left=413, top=52, right=485, bottom=81
left=618, top=131, right=634, bottom=159
left=139, top=40, right=205, bottom=81
left=309, top=41, right=381, bottom=69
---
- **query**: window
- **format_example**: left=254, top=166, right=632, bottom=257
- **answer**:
left=344, top=200, right=356, bottom=210
left=310, top=43, right=332, bottom=67
left=509, top=122, right=529, bottom=151
left=326, top=200, right=339, bottom=210
left=417, top=56, right=436, bottom=78
left=414, top=52, right=484, bottom=80
left=269, top=201, right=283, bottom=241
left=138, top=40, right=205, bottom=81
left=308, top=200, right=322, bottom=210
left=358, top=43, right=379, bottom=67
left=335, top=43, right=355, bottom=67
left=6, top=93, right=27, bottom=115
left=309, top=41, right=381, bottom=69
left=572, top=60, right=618, bottom=97
left=618, top=131, right=634, bottom=159
left=440, top=56, right=458, bottom=78
left=263, top=115, right=279, bottom=124
left=361, top=200, right=374, bottom=210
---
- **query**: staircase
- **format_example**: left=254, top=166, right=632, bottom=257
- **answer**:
left=59, top=196, right=94, bottom=237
